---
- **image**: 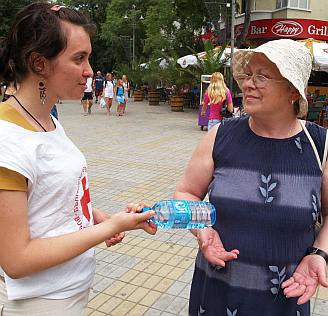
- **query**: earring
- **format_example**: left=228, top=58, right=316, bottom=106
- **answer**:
left=39, top=80, right=46, bottom=105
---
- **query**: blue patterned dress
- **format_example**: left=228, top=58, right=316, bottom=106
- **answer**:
left=189, top=115, right=326, bottom=316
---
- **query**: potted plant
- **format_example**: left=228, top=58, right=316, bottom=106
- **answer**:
left=141, top=58, right=164, bottom=106
left=161, top=57, right=193, bottom=112
left=129, top=61, right=145, bottom=101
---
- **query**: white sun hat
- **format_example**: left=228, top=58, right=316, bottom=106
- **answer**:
left=232, top=39, right=312, bottom=118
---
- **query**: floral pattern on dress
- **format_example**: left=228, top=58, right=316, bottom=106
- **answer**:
left=295, top=137, right=303, bottom=153
left=311, top=194, right=319, bottom=224
left=227, top=308, right=238, bottom=316
left=260, top=174, right=277, bottom=203
left=269, top=265, right=286, bottom=299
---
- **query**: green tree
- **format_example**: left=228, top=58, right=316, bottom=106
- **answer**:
left=0, top=0, right=32, bottom=37
left=143, top=0, right=207, bottom=58
left=63, top=0, right=114, bottom=72
left=101, top=0, right=150, bottom=69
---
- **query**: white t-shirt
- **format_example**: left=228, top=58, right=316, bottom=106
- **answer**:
left=0, top=119, right=95, bottom=300
left=84, top=77, right=93, bottom=93
left=103, top=80, right=114, bottom=98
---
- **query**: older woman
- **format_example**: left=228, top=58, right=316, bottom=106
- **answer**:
left=174, top=39, right=328, bottom=315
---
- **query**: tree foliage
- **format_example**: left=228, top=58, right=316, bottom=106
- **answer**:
left=0, top=0, right=33, bottom=37
left=63, top=0, right=114, bottom=72
left=0, top=0, right=230, bottom=85
left=143, top=0, right=207, bottom=57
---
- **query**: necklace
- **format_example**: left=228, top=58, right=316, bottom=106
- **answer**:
left=12, top=95, right=53, bottom=132
left=249, top=117, right=299, bottom=138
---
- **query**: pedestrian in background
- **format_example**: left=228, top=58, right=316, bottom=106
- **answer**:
left=93, top=70, right=104, bottom=103
left=122, top=74, right=129, bottom=113
left=50, top=104, right=58, bottom=119
left=1, top=81, right=19, bottom=102
left=175, top=39, right=328, bottom=316
left=201, top=72, right=233, bottom=130
left=82, top=76, right=93, bottom=115
left=115, top=79, right=125, bottom=116
left=0, top=3, right=156, bottom=315
left=103, top=72, right=114, bottom=115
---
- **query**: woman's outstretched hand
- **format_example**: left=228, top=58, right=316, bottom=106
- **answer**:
left=197, top=227, right=239, bottom=267
left=282, top=255, right=328, bottom=305
left=124, top=202, right=157, bottom=235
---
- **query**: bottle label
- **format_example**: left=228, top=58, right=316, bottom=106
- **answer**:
left=171, top=201, right=191, bottom=228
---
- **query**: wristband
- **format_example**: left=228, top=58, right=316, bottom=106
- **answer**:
left=306, top=246, right=328, bottom=262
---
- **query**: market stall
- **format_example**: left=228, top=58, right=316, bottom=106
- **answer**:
left=298, top=39, right=328, bottom=72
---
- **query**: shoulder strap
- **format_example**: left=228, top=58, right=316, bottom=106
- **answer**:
left=299, top=120, right=328, bottom=172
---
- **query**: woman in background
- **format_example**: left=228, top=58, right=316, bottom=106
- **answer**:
left=2, top=81, right=19, bottom=102
left=103, top=72, right=114, bottom=115
left=115, top=79, right=125, bottom=116
left=201, top=72, right=233, bottom=130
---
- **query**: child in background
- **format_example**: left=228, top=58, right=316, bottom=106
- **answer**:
left=115, top=79, right=125, bottom=116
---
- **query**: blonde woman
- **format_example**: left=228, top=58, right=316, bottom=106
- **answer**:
left=103, top=73, right=114, bottom=115
left=201, top=72, right=233, bottom=130
left=114, top=79, right=125, bottom=116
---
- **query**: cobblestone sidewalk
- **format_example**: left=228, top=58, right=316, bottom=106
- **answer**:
left=58, top=99, right=328, bottom=316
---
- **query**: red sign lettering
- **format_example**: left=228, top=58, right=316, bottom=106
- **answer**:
left=271, top=20, right=303, bottom=37
left=236, top=19, right=328, bottom=41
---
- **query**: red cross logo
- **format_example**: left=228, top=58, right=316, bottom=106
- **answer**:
left=80, top=176, right=91, bottom=221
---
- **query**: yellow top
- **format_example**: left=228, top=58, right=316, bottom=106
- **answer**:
left=0, top=102, right=36, bottom=191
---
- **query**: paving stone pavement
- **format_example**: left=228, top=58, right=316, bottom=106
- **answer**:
left=58, top=99, right=328, bottom=316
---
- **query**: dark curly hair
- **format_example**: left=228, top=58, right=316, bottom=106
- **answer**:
left=0, top=2, right=95, bottom=83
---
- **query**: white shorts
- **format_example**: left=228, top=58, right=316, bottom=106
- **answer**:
left=0, top=279, right=89, bottom=316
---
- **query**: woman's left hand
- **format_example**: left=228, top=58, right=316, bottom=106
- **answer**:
left=282, top=255, right=328, bottom=305
left=197, top=227, right=239, bottom=267
left=93, top=208, right=125, bottom=247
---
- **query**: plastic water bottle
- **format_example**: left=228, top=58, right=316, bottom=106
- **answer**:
left=142, top=200, right=216, bottom=229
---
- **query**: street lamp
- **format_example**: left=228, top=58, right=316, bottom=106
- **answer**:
left=124, top=4, right=144, bottom=65
left=204, top=1, right=229, bottom=45
left=227, top=0, right=235, bottom=91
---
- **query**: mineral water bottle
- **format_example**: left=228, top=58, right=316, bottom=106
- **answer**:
left=142, top=200, right=216, bottom=229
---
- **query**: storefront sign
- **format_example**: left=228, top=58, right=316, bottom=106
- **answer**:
left=236, top=19, right=328, bottom=41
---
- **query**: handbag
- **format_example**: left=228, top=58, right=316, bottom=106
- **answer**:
left=99, top=97, right=106, bottom=108
left=220, top=95, right=233, bottom=118
left=300, top=120, right=328, bottom=235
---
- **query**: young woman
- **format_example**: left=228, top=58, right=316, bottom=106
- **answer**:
left=103, top=72, right=114, bottom=115
left=122, top=74, right=129, bottom=113
left=201, top=72, right=233, bottom=130
left=81, top=76, right=93, bottom=115
left=114, top=79, right=125, bottom=116
left=0, top=3, right=156, bottom=315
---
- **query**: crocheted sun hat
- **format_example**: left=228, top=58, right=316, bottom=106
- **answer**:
left=232, top=39, right=312, bottom=118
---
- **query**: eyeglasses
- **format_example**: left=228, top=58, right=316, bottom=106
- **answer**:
left=234, top=73, right=285, bottom=89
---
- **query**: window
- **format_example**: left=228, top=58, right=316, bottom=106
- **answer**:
left=298, top=0, right=309, bottom=9
left=276, top=0, right=309, bottom=9
left=276, top=0, right=288, bottom=9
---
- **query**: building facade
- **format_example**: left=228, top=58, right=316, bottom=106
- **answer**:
left=235, top=0, right=328, bottom=45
